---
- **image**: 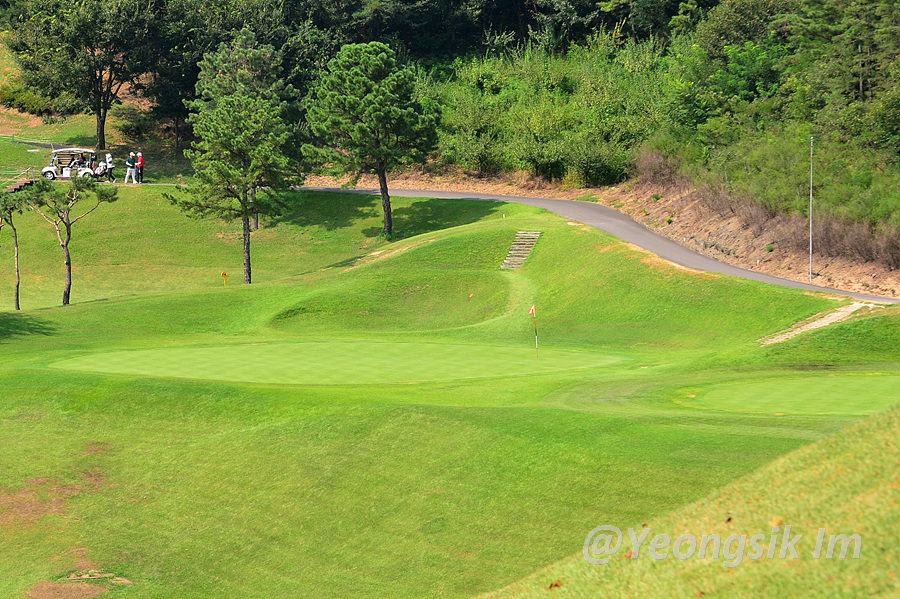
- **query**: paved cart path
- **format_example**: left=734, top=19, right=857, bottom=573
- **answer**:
left=305, top=186, right=900, bottom=304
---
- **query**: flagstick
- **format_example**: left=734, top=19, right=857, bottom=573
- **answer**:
left=533, top=312, right=538, bottom=358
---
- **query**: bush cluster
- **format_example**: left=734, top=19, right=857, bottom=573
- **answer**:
left=424, top=35, right=670, bottom=186
left=0, top=82, right=83, bottom=117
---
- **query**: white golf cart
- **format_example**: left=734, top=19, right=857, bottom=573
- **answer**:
left=41, top=148, right=104, bottom=180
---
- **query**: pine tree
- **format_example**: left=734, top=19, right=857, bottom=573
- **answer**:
left=167, top=29, right=293, bottom=284
left=304, top=42, right=438, bottom=237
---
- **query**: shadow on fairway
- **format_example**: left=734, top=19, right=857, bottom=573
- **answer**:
left=275, top=191, right=503, bottom=239
left=0, top=312, right=56, bottom=343
left=363, top=198, right=503, bottom=239
left=273, top=190, right=380, bottom=231
left=64, top=133, right=98, bottom=148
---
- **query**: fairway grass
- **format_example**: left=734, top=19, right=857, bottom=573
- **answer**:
left=50, top=341, right=621, bottom=384
left=685, top=374, right=900, bottom=416
left=0, top=186, right=897, bottom=598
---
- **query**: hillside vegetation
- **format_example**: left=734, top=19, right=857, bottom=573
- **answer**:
left=0, top=0, right=898, bottom=268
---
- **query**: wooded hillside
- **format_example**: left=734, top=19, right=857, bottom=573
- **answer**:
left=2, top=0, right=899, bottom=266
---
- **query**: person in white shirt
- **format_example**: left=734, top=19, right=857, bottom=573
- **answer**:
left=124, top=152, right=138, bottom=184
left=104, top=153, right=116, bottom=183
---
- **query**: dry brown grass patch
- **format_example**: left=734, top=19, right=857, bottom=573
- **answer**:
left=83, top=442, right=111, bottom=455
left=24, top=581, right=107, bottom=599
left=0, top=480, right=71, bottom=529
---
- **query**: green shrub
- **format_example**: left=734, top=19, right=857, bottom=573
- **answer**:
left=0, top=82, right=52, bottom=114
left=564, top=137, right=630, bottom=186
left=50, top=92, right=85, bottom=116
left=113, top=106, right=160, bottom=140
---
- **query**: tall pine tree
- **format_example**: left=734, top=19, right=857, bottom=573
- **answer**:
left=168, top=30, right=294, bottom=284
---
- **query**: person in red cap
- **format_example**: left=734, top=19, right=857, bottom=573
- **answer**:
left=136, top=152, right=144, bottom=184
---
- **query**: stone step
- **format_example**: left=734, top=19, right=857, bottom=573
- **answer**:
left=500, top=231, right=541, bottom=269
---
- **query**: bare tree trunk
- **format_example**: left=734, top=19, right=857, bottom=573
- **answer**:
left=61, top=222, right=72, bottom=306
left=96, top=109, right=107, bottom=150
left=251, top=186, right=259, bottom=231
left=11, top=221, right=19, bottom=310
left=62, top=242, right=72, bottom=305
left=376, top=166, right=392, bottom=236
left=242, top=206, right=252, bottom=284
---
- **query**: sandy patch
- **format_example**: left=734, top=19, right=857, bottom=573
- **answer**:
left=0, top=481, right=71, bottom=529
left=0, top=468, right=109, bottom=531
left=83, top=443, right=111, bottom=455
left=70, top=548, right=95, bottom=572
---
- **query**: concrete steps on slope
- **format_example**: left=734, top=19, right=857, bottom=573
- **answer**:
left=501, top=231, right=541, bottom=269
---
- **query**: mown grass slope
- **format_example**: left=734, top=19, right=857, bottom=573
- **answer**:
left=479, top=403, right=900, bottom=598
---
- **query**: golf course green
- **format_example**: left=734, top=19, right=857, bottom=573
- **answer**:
left=0, top=184, right=897, bottom=598
left=51, top=341, right=620, bottom=384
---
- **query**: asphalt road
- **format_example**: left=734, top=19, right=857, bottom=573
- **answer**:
left=305, top=186, right=900, bottom=305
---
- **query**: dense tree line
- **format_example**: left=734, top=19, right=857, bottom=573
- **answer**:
left=2, top=0, right=900, bottom=267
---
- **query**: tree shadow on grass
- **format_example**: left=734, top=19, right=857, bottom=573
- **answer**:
left=0, top=312, right=56, bottom=343
left=64, top=134, right=98, bottom=148
left=271, top=189, right=380, bottom=231
left=361, top=198, right=504, bottom=239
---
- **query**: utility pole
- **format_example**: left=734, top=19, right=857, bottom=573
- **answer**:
left=809, top=136, right=814, bottom=282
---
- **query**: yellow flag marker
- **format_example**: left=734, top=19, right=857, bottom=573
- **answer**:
left=222, top=272, right=228, bottom=286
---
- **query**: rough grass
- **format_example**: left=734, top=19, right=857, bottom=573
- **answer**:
left=478, top=403, right=900, bottom=598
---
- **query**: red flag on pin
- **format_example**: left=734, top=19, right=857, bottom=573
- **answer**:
left=529, top=304, right=536, bottom=315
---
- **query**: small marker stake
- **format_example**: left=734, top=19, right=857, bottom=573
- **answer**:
left=529, top=304, right=538, bottom=357
left=222, top=272, right=228, bottom=286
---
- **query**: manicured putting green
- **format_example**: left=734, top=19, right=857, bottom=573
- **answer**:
left=690, top=375, right=900, bottom=415
left=50, top=341, right=618, bottom=385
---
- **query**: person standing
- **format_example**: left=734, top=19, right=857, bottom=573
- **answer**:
left=136, top=152, right=144, bottom=184
left=124, top=152, right=137, bottom=184
left=105, top=153, right=116, bottom=183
